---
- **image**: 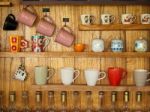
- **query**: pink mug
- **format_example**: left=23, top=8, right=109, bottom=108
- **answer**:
left=36, top=15, right=56, bottom=37
left=17, top=6, right=37, bottom=27
left=55, top=26, right=75, bottom=47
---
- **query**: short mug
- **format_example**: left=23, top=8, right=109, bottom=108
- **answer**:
left=141, top=14, right=150, bottom=24
left=108, top=67, right=127, bottom=86
left=92, top=38, right=104, bottom=52
left=60, top=67, right=80, bottom=85
left=36, top=15, right=56, bottom=37
left=80, top=14, right=95, bottom=25
left=111, top=39, right=124, bottom=52
left=134, top=69, right=150, bottom=87
left=84, top=69, right=106, bottom=86
left=101, top=14, right=115, bottom=24
left=121, top=14, right=136, bottom=24
left=31, top=35, right=50, bottom=52
left=34, top=66, right=55, bottom=85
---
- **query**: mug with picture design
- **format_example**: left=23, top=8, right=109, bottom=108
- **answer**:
left=121, top=14, right=136, bottom=24
left=141, top=14, right=150, bottom=24
left=80, top=14, right=95, bottom=25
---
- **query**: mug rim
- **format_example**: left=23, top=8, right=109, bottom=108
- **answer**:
left=134, top=69, right=148, bottom=72
left=61, top=67, right=74, bottom=70
left=85, top=68, right=99, bottom=72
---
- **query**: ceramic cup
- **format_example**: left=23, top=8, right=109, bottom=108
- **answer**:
left=17, top=6, right=37, bottom=27
left=92, top=38, right=104, bottom=52
left=34, top=66, right=55, bottom=85
left=134, top=37, right=147, bottom=52
left=80, top=14, right=95, bottom=25
left=111, top=39, right=123, bottom=52
left=108, top=67, right=127, bottom=86
left=101, top=14, right=115, bottom=24
left=55, top=26, right=75, bottom=47
left=121, top=14, right=136, bottom=24
left=134, top=69, right=150, bottom=87
left=31, top=35, right=50, bottom=52
left=60, top=67, right=80, bottom=85
left=141, top=14, right=150, bottom=24
left=36, top=15, right=56, bottom=37
left=84, top=69, right=106, bottom=86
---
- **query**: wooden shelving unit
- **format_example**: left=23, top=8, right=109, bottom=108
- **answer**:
left=79, top=24, right=150, bottom=31
left=31, top=84, right=150, bottom=92
left=0, top=52, right=150, bottom=58
left=0, top=2, right=12, bottom=6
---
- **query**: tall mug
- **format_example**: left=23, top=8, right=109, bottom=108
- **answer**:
left=34, top=66, right=55, bottom=85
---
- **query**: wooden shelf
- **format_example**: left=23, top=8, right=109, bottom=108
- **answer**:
left=31, top=84, right=150, bottom=92
left=0, top=2, right=12, bottom=6
left=0, top=52, right=150, bottom=58
left=79, top=24, right=150, bottom=31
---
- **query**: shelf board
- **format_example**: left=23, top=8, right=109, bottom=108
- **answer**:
left=0, top=2, right=12, bottom=6
left=31, top=84, right=150, bottom=92
left=79, top=24, right=150, bottom=31
left=0, top=52, right=150, bottom=58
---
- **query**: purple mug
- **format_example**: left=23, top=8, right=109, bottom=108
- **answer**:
left=17, top=6, right=37, bottom=27
left=55, top=26, right=75, bottom=47
left=36, top=15, right=56, bottom=37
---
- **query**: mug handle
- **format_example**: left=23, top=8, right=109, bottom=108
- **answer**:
left=43, top=15, right=54, bottom=24
left=43, top=38, right=50, bottom=50
left=131, top=16, right=136, bottom=23
left=110, top=15, right=115, bottom=23
left=8, top=14, right=16, bottom=20
left=122, top=69, right=127, bottom=79
left=73, top=70, right=80, bottom=82
left=146, top=72, right=150, bottom=82
left=47, top=68, right=55, bottom=80
left=24, top=5, right=37, bottom=14
left=98, top=72, right=106, bottom=80
left=90, top=15, right=95, bottom=24
left=62, top=25, right=73, bottom=34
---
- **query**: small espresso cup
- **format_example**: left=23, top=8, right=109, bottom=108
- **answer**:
left=101, top=14, right=115, bottom=24
left=34, top=66, right=55, bottom=85
left=3, top=14, right=18, bottom=30
left=121, top=14, right=136, bottom=24
left=80, top=14, right=95, bottom=25
left=84, top=69, right=106, bottom=86
left=31, top=35, right=50, bottom=52
left=60, top=67, right=80, bottom=85
left=36, top=15, right=56, bottom=37
left=141, top=14, right=150, bottom=24
left=55, top=26, right=75, bottom=47
left=134, top=69, right=150, bottom=87
left=17, top=6, right=37, bottom=27
left=108, top=67, right=127, bottom=86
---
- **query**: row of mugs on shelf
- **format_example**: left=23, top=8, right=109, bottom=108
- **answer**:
left=9, top=35, right=148, bottom=52
left=14, top=65, right=150, bottom=87
left=81, top=13, right=150, bottom=25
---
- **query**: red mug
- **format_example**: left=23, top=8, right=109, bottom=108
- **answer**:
left=108, top=67, right=127, bottom=86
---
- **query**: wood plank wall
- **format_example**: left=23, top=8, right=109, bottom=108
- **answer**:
left=0, top=0, right=150, bottom=111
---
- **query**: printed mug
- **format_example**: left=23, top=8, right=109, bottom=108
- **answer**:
left=80, top=14, right=95, bottom=25
left=108, top=67, right=127, bottom=86
left=101, top=14, right=115, bottom=24
left=121, top=14, right=136, bottom=24
left=36, top=15, right=56, bottom=37
left=17, top=6, right=37, bottom=27
left=31, top=35, right=50, bottom=52
left=141, top=14, right=150, bottom=24
left=111, top=39, right=124, bottom=52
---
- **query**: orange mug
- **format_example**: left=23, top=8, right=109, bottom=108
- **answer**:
left=74, top=43, right=86, bottom=52
left=9, top=35, right=29, bottom=52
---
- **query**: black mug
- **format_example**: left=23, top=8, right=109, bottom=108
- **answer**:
left=3, top=14, right=18, bottom=30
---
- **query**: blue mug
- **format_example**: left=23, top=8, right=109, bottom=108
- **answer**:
left=111, top=39, right=123, bottom=52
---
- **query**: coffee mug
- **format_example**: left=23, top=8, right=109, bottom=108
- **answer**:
left=55, top=26, right=75, bottom=47
left=60, top=67, right=80, bottom=85
left=31, top=35, right=50, bottom=52
left=101, top=14, right=115, bottom=24
left=84, top=69, right=106, bottom=86
left=3, top=14, right=18, bottom=30
left=34, top=66, right=55, bottom=85
left=108, top=67, right=127, bottom=86
left=111, top=39, right=124, bottom=52
left=80, top=14, right=95, bottom=25
left=141, top=14, right=150, bottom=24
left=9, top=35, right=29, bottom=52
left=134, top=69, right=150, bottom=87
left=17, top=6, right=37, bottom=27
left=121, top=14, right=136, bottom=24
left=36, top=15, right=56, bottom=37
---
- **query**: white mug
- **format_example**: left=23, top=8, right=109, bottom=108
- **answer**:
left=141, top=14, right=150, bottom=24
left=101, top=14, right=115, bottom=24
left=84, top=69, right=106, bottom=86
left=60, top=67, right=80, bottom=85
left=92, top=38, right=104, bottom=52
left=34, top=66, right=55, bottom=85
left=121, top=14, right=136, bottom=24
left=80, top=14, right=95, bottom=25
left=134, top=69, right=150, bottom=87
